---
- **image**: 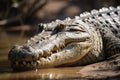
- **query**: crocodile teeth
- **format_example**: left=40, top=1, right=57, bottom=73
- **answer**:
left=43, top=50, right=50, bottom=57
left=23, top=61, right=26, bottom=65
left=36, top=60, right=40, bottom=64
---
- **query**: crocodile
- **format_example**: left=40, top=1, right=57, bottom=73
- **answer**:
left=8, top=6, right=120, bottom=70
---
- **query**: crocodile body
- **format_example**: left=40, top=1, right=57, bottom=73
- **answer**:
left=8, top=6, right=120, bottom=70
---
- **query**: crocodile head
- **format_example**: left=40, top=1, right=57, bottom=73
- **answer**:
left=8, top=23, right=92, bottom=70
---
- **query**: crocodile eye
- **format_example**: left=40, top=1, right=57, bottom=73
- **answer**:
left=51, top=24, right=66, bottom=35
left=38, top=23, right=46, bottom=33
left=68, top=27, right=86, bottom=32
left=69, top=28, right=80, bottom=31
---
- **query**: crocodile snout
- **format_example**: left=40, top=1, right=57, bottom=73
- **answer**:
left=8, top=45, right=38, bottom=62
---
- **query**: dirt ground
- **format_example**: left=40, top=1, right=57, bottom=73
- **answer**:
left=77, top=54, right=120, bottom=79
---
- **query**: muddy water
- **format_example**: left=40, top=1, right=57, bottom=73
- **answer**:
left=0, top=35, right=84, bottom=80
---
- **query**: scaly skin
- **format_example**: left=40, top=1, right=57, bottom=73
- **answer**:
left=8, top=6, right=120, bottom=70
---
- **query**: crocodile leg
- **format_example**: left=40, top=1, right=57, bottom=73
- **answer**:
left=103, top=28, right=120, bottom=58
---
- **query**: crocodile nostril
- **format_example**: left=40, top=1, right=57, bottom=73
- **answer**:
left=22, top=46, right=31, bottom=51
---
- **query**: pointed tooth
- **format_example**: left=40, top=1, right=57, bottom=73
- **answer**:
left=23, top=61, right=26, bottom=65
left=37, top=60, right=40, bottom=65
left=40, top=57, right=46, bottom=62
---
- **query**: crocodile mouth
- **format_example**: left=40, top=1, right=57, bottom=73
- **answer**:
left=10, top=40, right=82, bottom=69
left=9, top=25, right=90, bottom=69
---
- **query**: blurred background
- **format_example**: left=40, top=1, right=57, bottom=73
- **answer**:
left=0, top=0, right=120, bottom=79
left=0, top=0, right=120, bottom=65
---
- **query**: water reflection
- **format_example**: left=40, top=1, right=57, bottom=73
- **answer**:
left=9, top=67, right=82, bottom=80
left=0, top=56, right=83, bottom=80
